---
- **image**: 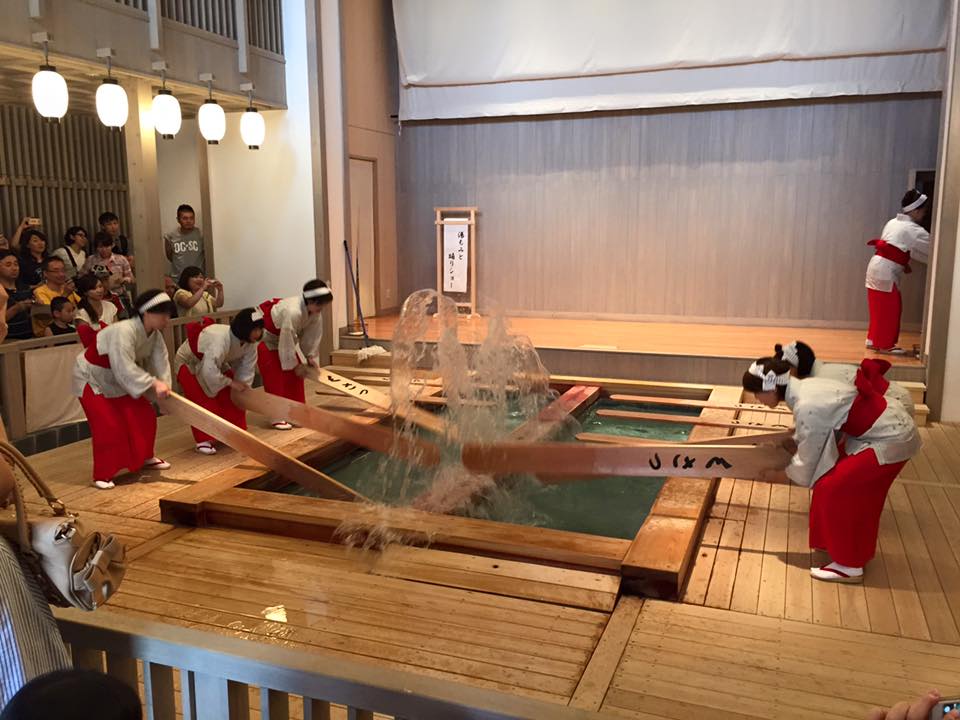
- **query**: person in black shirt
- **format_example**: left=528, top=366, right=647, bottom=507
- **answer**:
left=0, top=251, right=34, bottom=341
left=17, top=229, right=48, bottom=288
left=98, top=211, right=132, bottom=264
left=43, top=296, right=76, bottom=337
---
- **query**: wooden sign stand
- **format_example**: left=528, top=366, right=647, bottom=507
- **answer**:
left=435, top=207, right=478, bottom=318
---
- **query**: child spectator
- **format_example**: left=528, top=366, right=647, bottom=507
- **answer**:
left=98, top=211, right=133, bottom=266
left=74, top=274, right=118, bottom=328
left=173, top=266, right=223, bottom=318
left=164, top=204, right=205, bottom=278
left=52, top=226, right=88, bottom=280
left=43, top=296, right=76, bottom=336
left=32, top=257, right=80, bottom=336
left=0, top=251, right=34, bottom=341
left=18, top=228, right=48, bottom=288
left=83, top=233, right=134, bottom=299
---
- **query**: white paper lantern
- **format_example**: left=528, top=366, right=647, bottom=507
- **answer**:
left=95, top=79, right=128, bottom=128
left=32, top=65, right=68, bottom=121
left=198, top=99, right=226, bottom=144
left=240, top=107, right=265, bottom=149
left=152, top=89, right=181, bottom=139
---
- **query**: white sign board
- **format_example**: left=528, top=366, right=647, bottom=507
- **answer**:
left=442, top=221, right=469, bottom=293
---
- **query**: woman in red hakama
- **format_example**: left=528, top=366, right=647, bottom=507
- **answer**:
left=256, top=279, right=333, bottom=429
left=744, top=356, right=919, bottom=582
left=174, top=308, right=263, bottom=454
left=72, top=289, right=176, bottom=489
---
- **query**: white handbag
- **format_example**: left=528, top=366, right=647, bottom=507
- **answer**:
left=0, top=441, right=126, bottom=610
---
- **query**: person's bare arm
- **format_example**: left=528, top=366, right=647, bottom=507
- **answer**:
left=211, top=280, right=224, bottom=309
left=10, top=217, right=29, bottom=252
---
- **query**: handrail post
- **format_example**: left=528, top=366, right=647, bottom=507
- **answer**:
left=0, top=350, right=27, bottom=440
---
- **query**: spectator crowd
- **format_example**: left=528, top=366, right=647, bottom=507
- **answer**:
left=0, top=204, right=215, bottom=341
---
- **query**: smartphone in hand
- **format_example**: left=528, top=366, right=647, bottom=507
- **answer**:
left=932, top=698, right=960, bottom=719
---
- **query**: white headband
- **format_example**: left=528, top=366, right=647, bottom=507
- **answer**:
left=250, top=307, right=264, bottom=322
left=902, top=193, right=927, bottom=213
left=748, top=361, right=790, bottom=392
left=779, top=342, right=800, bottom=369
left=303, top=287, right=332, bottom=300
left=138, top=292, right=169, bottom=313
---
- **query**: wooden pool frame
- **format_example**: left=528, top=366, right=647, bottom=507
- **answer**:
left=159, top=371, right=746, bottom=598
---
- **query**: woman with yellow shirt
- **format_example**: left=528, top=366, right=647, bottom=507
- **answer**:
left=173, top=266, right=223, bottom=318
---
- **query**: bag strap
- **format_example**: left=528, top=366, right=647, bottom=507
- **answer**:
left=0, top=442, right=67, bottom=518
left=0, top=457, right=31, bottom=552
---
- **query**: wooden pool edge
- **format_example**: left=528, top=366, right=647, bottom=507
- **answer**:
left=619, top=386, right=744, bottom=598
left=159, top=373, right=739, bottom=595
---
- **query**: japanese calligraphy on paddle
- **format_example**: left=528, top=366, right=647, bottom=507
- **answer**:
left=461, top=442, right=790, bottom=482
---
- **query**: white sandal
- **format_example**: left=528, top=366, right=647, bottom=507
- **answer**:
left=92, top=479, right=116, bottom=490
left=271, top=420, right=293, bottom=431
left=811, top=563, right=863, bottom=583
left=143, top=457, right=171, bottom=470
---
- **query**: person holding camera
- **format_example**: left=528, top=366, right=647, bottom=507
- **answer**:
left=173, top=266, right=223, bottom=318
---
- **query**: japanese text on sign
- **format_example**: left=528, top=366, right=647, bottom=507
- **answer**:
left=442, top=221, right=469, bottom=293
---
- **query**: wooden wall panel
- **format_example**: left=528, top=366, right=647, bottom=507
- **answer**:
left=0, top=104, right=130, bottom=250
left=396, top=96, right=941, bottom=327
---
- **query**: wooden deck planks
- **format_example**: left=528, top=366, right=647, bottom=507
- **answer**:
left=112, top=527, right=613, bottom=705
left=683, top=420, right=960, bottom=643
left=601, top=600, right=960, bottom=719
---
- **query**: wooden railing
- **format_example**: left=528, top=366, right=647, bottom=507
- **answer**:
left=56, top=608, right=604, bottom=720
left=0, top=309, right=239, bottom=441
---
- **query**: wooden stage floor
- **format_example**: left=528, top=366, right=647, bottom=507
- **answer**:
left=355, top=313, right=923, bottom=367
left=346, top=314, right=925, bottom=387
left=10, top=391, right=958, bottom=717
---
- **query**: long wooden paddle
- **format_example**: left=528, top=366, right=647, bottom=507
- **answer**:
left=461, top=441, right=791, bottom=482
left=231, top=388, right=440, bottom=466
left=309, top=369, right=448, bottom=437
left=576, top=430, right=795, bottom=447
left=158, top=392, right=366, bottom=502
left=596, top=409, right=789, bottom=432
left=608, top=394, right=792, bottom=416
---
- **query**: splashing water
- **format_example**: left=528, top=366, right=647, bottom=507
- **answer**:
left=335, top=290, right=559, bottom=546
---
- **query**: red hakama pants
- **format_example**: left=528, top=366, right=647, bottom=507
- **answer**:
left=177, top=365, right=246, bottom=444
left=809, top=448, right=905, bottom=568
left=256, top=344, right=305, bottom=403
left=79, top=384, right=157, bottom=481
left=867, top=286, right=901, bottom=350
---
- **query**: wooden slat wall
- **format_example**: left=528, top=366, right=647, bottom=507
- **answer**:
left=155, top=0, right=281, bottom=52
left=159, top=0, right=238, bottom=41
left=247, top=0, right=284, bottom=54
left=113, top=0, right=148, bottom=10
left=396, top=96, right=940, bottom=327
left=0, top=104, right=130, bottom=250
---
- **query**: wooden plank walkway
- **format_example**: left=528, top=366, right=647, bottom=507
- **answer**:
left=597, top=600, right=958, bottom=719
left=103, top=526, right=615, bottom=705
left=681, top=421, right=960, bottom=643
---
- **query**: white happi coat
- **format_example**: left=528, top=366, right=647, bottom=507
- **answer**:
left=785, top=376, right=919, bottom=488
left=174, top=323, right=258, bottom=398
left=865, top=214, right=930, bottom=292
left=72, top=317, right=172, bottom=399
left=261, top=296, right=323, bottom=371
left=808, top=360, right=915, bottom=416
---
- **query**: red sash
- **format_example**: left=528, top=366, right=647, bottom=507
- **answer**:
left=840, top=359, right=890, bottom=437
left=186, top=317, right=216, bottom=359
left=868, top=239, right=912, bottom=273
left=257, top=298, right=282, bottom=336
left=80, top=324, right=111, bottom=368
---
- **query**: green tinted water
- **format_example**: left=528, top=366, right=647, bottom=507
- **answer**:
left=248, top=399, right=696, bottom=540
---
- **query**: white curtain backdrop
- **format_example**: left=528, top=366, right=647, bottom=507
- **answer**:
left=393, top=0, right=949, bottom=120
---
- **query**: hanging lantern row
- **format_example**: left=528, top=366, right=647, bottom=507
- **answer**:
left=30, top=41, right=264, bottom=149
